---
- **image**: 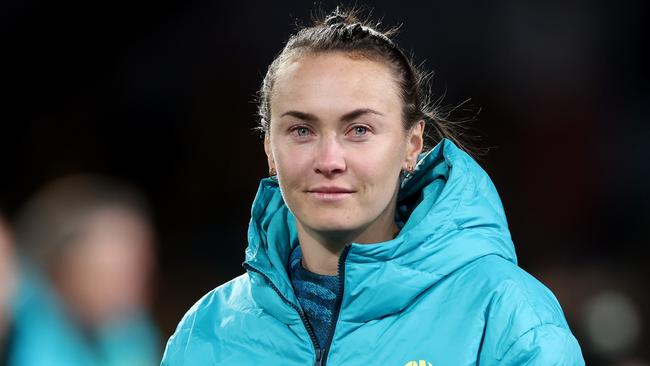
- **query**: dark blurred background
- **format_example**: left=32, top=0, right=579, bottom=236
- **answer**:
left=2, top=1, right=649, bottom=364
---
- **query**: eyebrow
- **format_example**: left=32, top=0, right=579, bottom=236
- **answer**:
left=280, top=108, right=384, bottom=123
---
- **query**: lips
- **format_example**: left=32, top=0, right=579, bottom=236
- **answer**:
left=306, top=186, right=355, bottom=201
left=308, top=186, right=355, bottom=193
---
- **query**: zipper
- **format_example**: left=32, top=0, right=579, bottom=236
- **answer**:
left=244, top=244, right=351, bottom=366
left=242, top=263, right=322, bottom=364
left=317, top=244, right=351, bottom=366
left=314, top=349, right=323, bottom=366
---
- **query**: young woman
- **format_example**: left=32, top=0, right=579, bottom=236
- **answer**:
left=8, top=175, right=160, bottom=366
left=162, top=8, right=585, bottom=365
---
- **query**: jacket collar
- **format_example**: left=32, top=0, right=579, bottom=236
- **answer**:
left=243, top=139, right=516, bottom=324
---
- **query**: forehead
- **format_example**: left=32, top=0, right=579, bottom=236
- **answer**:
left=271, top=52, right=401, bottom=118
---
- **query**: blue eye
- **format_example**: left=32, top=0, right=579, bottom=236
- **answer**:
left=352, top=126, right=368, bottom=136
left=292, top=126, right=311, bottom=137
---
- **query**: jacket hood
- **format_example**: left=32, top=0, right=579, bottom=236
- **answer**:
left=243, top=138, right=516, bottom=324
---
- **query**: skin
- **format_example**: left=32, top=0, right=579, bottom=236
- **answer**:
left=52, top=206, right=154, bottom=327
left=264, top=52, right=424, bottom=275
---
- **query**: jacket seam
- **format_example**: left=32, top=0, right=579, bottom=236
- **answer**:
left=504, top=274, right=546, bottom=326
left=497, top=322, right=567, bottom=361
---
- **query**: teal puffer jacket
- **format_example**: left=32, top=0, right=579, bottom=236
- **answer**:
left=161, top=139, right=585, bottom=365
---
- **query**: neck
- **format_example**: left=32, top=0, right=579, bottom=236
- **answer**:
left=296, top=211, right=400, bottom=276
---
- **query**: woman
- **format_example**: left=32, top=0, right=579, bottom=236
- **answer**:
left=162, top=8, right=585, bottom=365
left=8, top=175, right=160, bottom=366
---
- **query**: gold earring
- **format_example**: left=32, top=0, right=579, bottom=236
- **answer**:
left=269, top=167, right=277, bottom=176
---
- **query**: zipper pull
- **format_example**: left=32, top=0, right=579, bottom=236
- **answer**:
left=314, top=348, right=323, bottom=366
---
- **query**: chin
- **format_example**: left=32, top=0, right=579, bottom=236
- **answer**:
left=304, top=214, right=363, bottom=236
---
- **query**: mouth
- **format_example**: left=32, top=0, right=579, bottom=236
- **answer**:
left=306, top=186, right=355, bottom=201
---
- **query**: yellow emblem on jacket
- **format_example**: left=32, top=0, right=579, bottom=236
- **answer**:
left=404, top=360, right=433, bottom=366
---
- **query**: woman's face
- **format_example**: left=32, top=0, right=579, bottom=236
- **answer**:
left=265, top=52, right=423, bottom=242
left=53, top=207, right=154, bottom=327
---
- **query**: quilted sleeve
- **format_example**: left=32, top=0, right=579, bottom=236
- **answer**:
left=499, top=323, right=585, bottom=366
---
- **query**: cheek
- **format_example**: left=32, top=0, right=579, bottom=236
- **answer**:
left=356, top=139, right=405, bottom=180
left=272, top=145, right=310, bottom=210
left=359, top=163, right=400, bottom=204
left=274, top=148, right=307, bottom=185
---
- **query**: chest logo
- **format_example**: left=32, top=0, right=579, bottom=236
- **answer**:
left=404, top=361, right=433, bottom=366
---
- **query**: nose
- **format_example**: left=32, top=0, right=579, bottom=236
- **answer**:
left=313, top=135, right=346, bottom=177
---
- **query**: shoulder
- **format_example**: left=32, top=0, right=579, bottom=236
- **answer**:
left=175, top=273, right=257, bottom=329
left=190, top=273, right=255, bottom=313
left=463, top=255, right=584, bottom=364
left=466, top=255, right=569, bottom=326
left=161, top=273, right=261, bottom=365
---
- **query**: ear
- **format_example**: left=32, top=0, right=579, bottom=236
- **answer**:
left=263, top=134, right=276, bottom=172
left=404, top=120, right=425, bottom=168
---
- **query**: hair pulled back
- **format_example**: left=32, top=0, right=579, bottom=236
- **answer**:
left=257, top=7, right=475, bottom=153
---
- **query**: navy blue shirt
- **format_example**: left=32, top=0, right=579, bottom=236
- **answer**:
left=288, top=245, right=340, bottom=348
